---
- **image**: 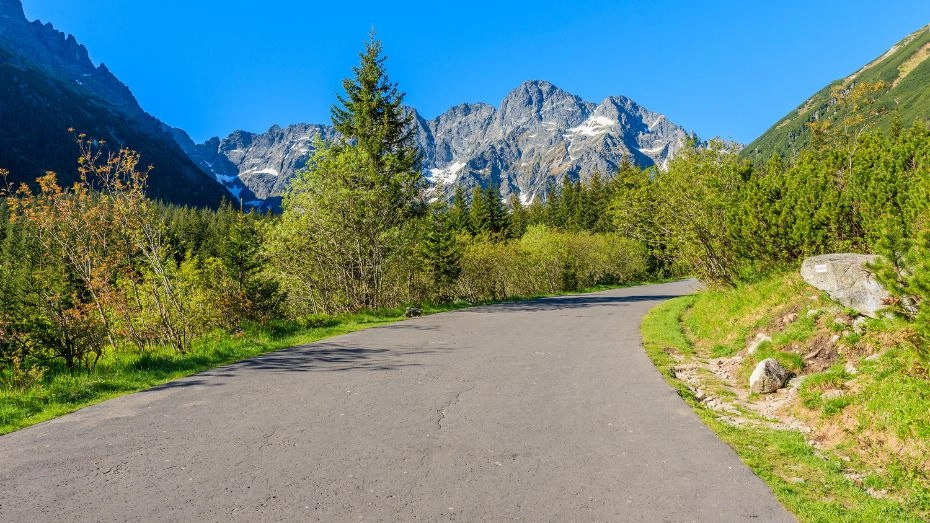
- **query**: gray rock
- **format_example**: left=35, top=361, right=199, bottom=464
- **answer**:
left=844, top=361, right=858, bottom=375
left=800, top=254, right=891, bottom=318
left=746, top=333, right=772, bottom=355
left=749, top=358, right=789, bottom=393
left=852, top=316, right=867, bottom=335
left=173, top=124, right=337, bottom=211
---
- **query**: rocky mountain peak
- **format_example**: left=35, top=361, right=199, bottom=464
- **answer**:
left=0, top=0, right=24, bottom=21
left=499, top=80, right=592, bottom=131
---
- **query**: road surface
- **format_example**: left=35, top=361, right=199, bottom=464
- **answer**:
left=0, top=280, right=793, bottom=521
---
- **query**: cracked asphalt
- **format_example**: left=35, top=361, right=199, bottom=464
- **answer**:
left=0, top=280, right=793, bottom=522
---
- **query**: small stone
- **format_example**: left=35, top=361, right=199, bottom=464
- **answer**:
left=833, top=317, right=847, bottom=327
left=864, top=353, right=881, bottom=362
left=747, top=333, right=772, bottom=355
left=844, top=362, right=858, bottom=375
left=749, top=358, right=789, bottom=393
left=852, top=317, right=867, bottom=335
left=830, top=334, right=841, bottom=345
left=821, top=389, right=844, bottom=401
left=788, top=477, right=805, bottom=484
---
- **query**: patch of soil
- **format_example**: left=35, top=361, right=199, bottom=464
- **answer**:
left=803, top=333, right=840, bottom=373
left=771, top=306, right=801, bottom=331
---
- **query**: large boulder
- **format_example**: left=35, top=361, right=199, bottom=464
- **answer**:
left=800, top=254, right=890, bottom=318
left=749, top=358, right=789, bottom=393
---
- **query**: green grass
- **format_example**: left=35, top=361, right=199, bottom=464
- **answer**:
left=641, top=274, right=930, bottom=521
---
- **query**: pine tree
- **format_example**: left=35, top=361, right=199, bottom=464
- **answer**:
left=421, top=202, right=462, bottom=301
left=508, top=194, right=528, bottom=239
left=469, top=185, right=492, bottom=234
left=331, top=32, right=424, bottom=219
left=449, top=184, right=470, bottom=233
left=486, top=181, right=507, bottom=235
left=271, top=34, right=425, bottom=311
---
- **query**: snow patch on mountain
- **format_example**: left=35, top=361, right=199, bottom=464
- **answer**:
left=568, top=116, right=617, bottom=137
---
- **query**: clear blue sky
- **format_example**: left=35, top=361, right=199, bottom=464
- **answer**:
left=21, top=1, right=930, bottom=144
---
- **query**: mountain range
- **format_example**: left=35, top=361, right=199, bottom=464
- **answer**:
left=6, top=0, right=929, bottom=210
left=176, top=80, right=692, bottom=210
left=745, top=24, right=930, bottom=161
left=0, top=2, right=693, bottom=210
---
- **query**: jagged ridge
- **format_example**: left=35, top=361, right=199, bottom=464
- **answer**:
left=182, top=80, right=692, bottom=209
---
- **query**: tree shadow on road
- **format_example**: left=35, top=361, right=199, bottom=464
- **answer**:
left=206, top=342, right=452, bottom=374
left=463, top=294, right=685, bottom=314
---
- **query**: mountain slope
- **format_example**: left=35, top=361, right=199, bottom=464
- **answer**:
left=182, top=80, right=692, bottom=208
left=744, top=24, right=930, bottom=161
left=0, top=0, right=228, bottom=207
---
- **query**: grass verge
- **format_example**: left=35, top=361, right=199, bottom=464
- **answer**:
left=641, top=274, right=930, bottom=522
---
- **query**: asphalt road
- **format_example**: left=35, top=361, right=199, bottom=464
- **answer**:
left=0, top=280, right=793, bottom=522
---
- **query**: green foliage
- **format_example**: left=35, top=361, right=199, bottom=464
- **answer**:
left=457, top=225, right=649, bottom=303
left=421, top=202, right=462, bottom=302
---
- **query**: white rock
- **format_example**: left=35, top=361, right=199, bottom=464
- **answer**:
left=747, top=333, right=772, bottom=355
left=749, top=358, right=789, bottom=393
left=844, top=362, right=858, bottom=375
left=852, top=317, right=867, bottom=335
left=800, top=254, right=890, bottom=318
left=821, top=389, right=844, bottom=401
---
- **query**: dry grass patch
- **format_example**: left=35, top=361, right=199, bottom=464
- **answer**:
left=893, top=42, right=930, bottom=88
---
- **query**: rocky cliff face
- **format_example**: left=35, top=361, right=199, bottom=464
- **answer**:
left=0, top=0, right=228, bottom=207
left=183, top=80, right=691, bottom=209
left=171, top=124, right=336, bottom=210
left=421, top=81, right=690, bottom=202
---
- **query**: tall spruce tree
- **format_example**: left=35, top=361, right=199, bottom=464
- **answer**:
left=331, top=33, right=423, bottom=219
left=485, top=181, right=507, bottom=235
left=469, top=185, right=492, bottom=234
left=508, top=194, right=528, bottom=238
left=270, top=34, right=424, bottom=312
left=421, top=201, right=462, bottom=301
left=449, top=185, right=470, bottom=233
